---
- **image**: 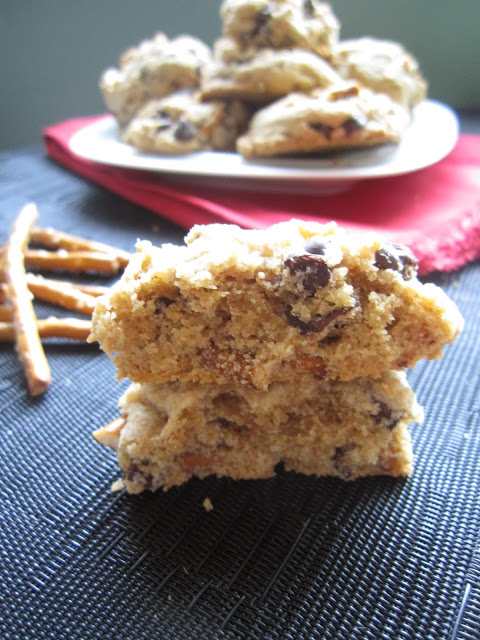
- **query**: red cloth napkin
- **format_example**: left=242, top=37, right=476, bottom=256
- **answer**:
left=44, top=115, right=480, bottom=274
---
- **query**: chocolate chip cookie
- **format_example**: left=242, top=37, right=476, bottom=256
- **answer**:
left=100, top=33, right=212, bottom=126
left=236, top=82, right=411, bottom=157
left=220, top=0, right=340, bottom=58
left=122, top=90, right=251, bottom=153
left=200, top=46, right=342, bottom=102
left=332, top=37, right=428, bottom=108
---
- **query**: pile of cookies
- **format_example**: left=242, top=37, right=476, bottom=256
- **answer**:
left=91, top=221, right=462, bottom=493
left=99, top=0, right=427, bottom=158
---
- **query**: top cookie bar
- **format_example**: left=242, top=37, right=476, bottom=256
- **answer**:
left=90, top=221, right=463, bottom=389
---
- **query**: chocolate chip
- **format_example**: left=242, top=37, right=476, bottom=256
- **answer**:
left=303, top=0, right=315, bottom=16
left=285, top=305, right=348, bottom=334
left=375, top=247, right=401, bottom=272
left=215, top=417, right=246, bottom=434
left=125, top=463, right=155, bottom=491
left=258, top=7, right=271, bottom=21
left=154, top=296, right=174, bottom=314
left=154, top=108, right=171, bottom=130
left=174, top=117, right=197, bottom=142
left=372, top=399, right=400, bottom=431
left=373, top=400, right=392, bottom=425
left=155, top=117, right=171, bottom=133
left=318, top=335, right=341, bottom=345
left=217, top=417, right=233, bottom=427
left=213, top=392, right=240, bottom=409
left=308, top=308, right=349, bottom=333
left=375, top=242, right=418, bottom=280
left=285, top=305, right=308, bottom=332
left=309, top=122, right=333, bottom=140
left=216, top=309, right=232, bottom=327
left=332, top=444, right=355, bottom=479
left=251, top=7, right=271, bottom=38
left=343, top=117, right=363, bottom=136
left=285, top=253, right=331, bottom=293
left=392, top=243, right=418, bottom=280
left=258, top=8, right=271, bottom=24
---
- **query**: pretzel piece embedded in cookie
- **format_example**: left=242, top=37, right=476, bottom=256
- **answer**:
left=93, top=417, right=126, bottom=450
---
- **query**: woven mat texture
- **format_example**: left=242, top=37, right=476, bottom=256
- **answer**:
left=0, top=148, right=479, bottom=640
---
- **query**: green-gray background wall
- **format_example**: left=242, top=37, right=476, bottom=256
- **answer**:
left=1, top=0, right=479, bottom=150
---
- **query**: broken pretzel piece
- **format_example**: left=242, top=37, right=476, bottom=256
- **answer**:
left=0, top=317, right=92, bottom=342
left=93, top=417, right=126, bottom=450
left=4, top=203, right=51, bottom=396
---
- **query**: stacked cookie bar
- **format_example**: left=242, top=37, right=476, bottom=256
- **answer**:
left=90, top=221, right=463, bottom=493
left=100, top=0, right=427, bottom=158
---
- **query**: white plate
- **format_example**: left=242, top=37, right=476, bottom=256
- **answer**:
left=69, top=100, right=459, bottom=194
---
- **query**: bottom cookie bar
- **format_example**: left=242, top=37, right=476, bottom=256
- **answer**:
left=94, top=371, right=423, bottom=494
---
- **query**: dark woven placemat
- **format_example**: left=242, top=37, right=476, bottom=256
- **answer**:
left=0, top=148, right=479, bottom=640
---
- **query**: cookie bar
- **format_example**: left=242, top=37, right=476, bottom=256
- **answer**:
left=332, top=37, right=427, bottom=108
left=122, top=90, right=251, bottom=154
left=99, top=33, right=211, bottom=126
left=89, top=221, right=463, bottom=390
left=199, top=47, right=342, bottom=103
left=94, top=371, right=422, bottom=493
left=236, top=83, right=410, bottom=157
left=220, top=0, right=340, bottom=58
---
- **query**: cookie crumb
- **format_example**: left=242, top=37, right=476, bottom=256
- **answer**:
left=203, top=497, right=214, bottom=512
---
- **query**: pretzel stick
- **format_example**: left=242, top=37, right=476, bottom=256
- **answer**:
left=0, top=304, right=12, bottom=321
left=93, top=417, right=126, bottom=450
left=0, top=317, right=92, bottom=342
left=4, top=203, right=51, bottom=396
left=25, top=273, right=97, bottom=315
left=71, top=283, right=110, bottom=297
left=29, top=276, right=109, bottom=297
left=31, top=227, right=130, bottom=268
left=24, top=249, right=122, bottom=274
left=0, top=282, right=7, bottom=303
left=0, top=273, right=104, bottom=320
